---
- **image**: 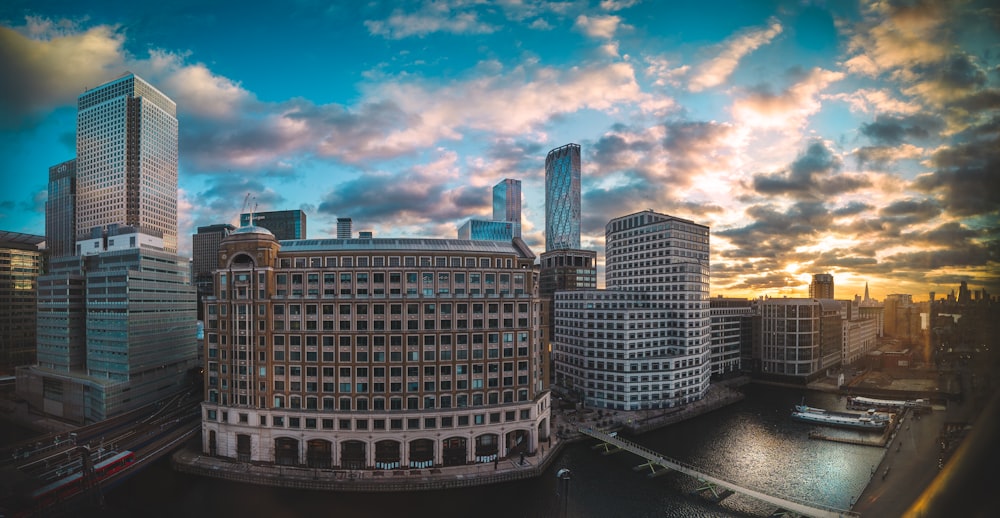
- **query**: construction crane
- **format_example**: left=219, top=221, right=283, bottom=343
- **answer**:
left=241, top=193, right=257, bottom=225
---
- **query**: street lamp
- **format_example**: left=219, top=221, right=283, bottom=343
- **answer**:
left=556, top=468, right=572, bottom=518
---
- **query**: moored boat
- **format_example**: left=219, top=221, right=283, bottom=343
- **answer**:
left=791, top=404, right=889, bottom=431
left=846, top=396, right=930, bottom=412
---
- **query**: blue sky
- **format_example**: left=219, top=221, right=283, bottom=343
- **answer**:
left=1, top=0, right=998, bottom=300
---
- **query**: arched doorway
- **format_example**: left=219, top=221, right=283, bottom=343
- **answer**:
left=409, top=439, right=434, bottom=468
left=374, top=440, right=401, bottom=469
left=442, top=437, right=467, bottom=467
left=505, top=429, right=529, bottom=457
left=236, top=434, right=252, bottom=462
left=274, top=437, right=298, bottom=466
left=306, top=439, right=332, bottom=469
left=475, top=434, right=498, bottom=463
left=340, top=440, right=366, bottom=469
left=208, top=430, right=217, bottom=456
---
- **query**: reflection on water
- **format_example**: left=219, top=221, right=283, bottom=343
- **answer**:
left=635, top=385, right=880, bottom=511
left=98, top=384, right=881, bottom=518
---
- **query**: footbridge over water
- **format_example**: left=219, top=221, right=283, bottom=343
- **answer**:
left=578, top=427, right=859, bottom=518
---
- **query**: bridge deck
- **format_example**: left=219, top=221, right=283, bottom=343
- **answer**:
left=578, top=427, right=859, bottom=518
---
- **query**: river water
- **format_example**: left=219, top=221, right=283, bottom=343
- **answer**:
left=44, top=384, right=889, bottom=517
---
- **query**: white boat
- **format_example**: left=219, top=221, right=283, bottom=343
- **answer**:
left=847, top=396, right=929, bottom=411
left=791, top=404, right=889, bottom=431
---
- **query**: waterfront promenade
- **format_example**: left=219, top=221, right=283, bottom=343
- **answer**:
left=5, top=376, right=956, bottom=515
left=171, top=381, right=748, bottom=492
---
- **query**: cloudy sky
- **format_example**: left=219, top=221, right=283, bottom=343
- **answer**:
left=1, top=0, right=997, bottom=301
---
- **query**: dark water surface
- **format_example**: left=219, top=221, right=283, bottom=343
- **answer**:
left=91, top=384, right=886, bottom=517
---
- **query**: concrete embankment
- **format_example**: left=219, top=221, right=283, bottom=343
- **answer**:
left=172, top=438, right=567, bottom=492
left=172, top=381, right=749, bottom=492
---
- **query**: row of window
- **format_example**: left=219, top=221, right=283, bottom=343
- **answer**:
left=208, top=407, right=532, bottom=430
left=207, top=332, right=532, bottom=351
left=272, top=255, right=519, bottom=269
left=207, top=389, right=533, bottom=410
left=251, top=301, right=533, bottom=316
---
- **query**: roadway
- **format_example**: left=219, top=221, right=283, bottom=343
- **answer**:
left=851, top=368, right=992, bottom=517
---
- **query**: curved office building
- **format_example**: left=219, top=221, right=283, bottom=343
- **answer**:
left=201, top=227, right=551, bottom=470
left=554, top=210, right=712, bottom=410
left=544, top=144, right=581, bottom=252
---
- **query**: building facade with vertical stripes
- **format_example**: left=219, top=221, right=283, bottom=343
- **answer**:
left=553, top=210, right=711, bottom=410
left=76, top=73, right=178, bottom=253
left=201, top=228, right=551, bottom=470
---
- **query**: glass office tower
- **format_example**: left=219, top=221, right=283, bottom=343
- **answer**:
left=458, top=219, right=515, bottom=241
left=492, top=179, right=522, bottom=238
left=76, top=73, right=179, bottom=253
left=240, top=210, right=308, bottom=240
left=544, top=144, right=581, bottom=251
left=0, top=232, right=45, bottom=373
left=46, top=159, right=77, bottom=259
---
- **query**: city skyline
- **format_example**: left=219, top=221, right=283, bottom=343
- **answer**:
left=1, top=1, right=997, bottom=300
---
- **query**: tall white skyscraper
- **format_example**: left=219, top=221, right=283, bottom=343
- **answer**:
left=492, top=178, right=522, bottom=238
left=554, top=210, right=712, bottom=410
left=76, top=73, right=179, bottom=253
left=19, top=73, right=195, bottom=424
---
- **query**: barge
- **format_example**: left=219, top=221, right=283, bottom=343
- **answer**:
left=791, top=405, right=890, bottom=431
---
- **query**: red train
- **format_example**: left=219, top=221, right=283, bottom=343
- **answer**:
left=29, top=450, right=136, bottom=504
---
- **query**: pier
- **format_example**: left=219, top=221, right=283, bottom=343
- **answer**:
left=579, top=427, right=859, bottom=518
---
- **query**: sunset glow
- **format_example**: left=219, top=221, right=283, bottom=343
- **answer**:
left=1, top=1, right=996, bottom=302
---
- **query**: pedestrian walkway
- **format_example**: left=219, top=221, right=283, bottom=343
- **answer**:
left=172, top=433, right=567, bottom=492
left=579, top=427, right=858, bottom=518
left=553, top=380, right=746, bottom=437
left=851, top=402, right=949, bottom=516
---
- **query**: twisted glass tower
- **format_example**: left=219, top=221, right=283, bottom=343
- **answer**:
left=544, top=144, right=581, bottom=251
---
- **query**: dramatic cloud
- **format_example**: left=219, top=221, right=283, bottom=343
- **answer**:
left=0, top=21, right=125, bottom=128
left=914, top=137, right=1000, bottom=218
left=365, top=3, right=496, bottom=39
left=843, top=0, right=953, bottom=78
left=643, top=55, right=690, bottom=88
left=363, top=61, right=647, bottom=148
left=751, top=140, right=869, bottom=199
left=852, top=144, right=925, bottom=170
left=3, top=2, right=998, bottom=299
left=181, top=59, right=651, bottom=172
left=689, top=19, right=783, bottom=92
left=193, top=176, right=288, bottom=217
left=317, top=151, right=469, bottom=231
left=859, top=114, right=944, bottom=146
left=731, top=67, right=844, bottom=131
left=903, top=52, right=990, bottom=109
left=143, top=50, right=252, bottom=120
left=575, top=14, right=623, bottom=39
left=826, top=88, right=923, bottom=115
left=599, top=0, right=639, bottom=12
